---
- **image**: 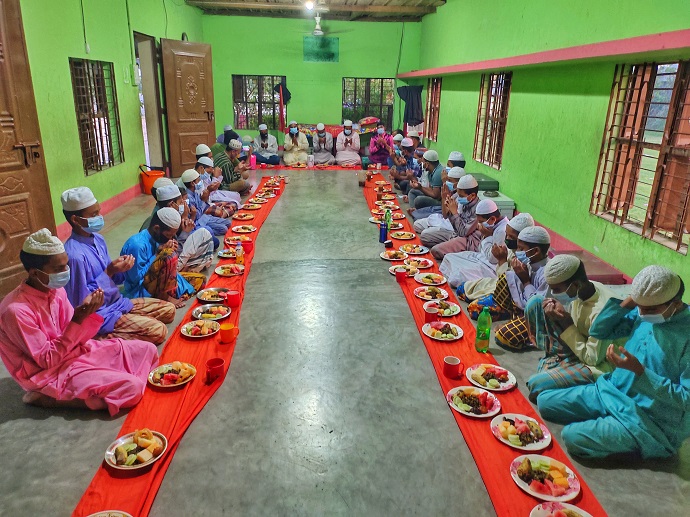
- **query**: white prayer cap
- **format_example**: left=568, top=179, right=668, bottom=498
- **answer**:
left=223, top=124, right=233, bottom=131
left=507, top=212, right=534, bottom=233
left=153, top=177, right=174, bottom=189
left=401, top=138, right=414, bottom=147
left=457, top=174, right=478, bottom=189
left=180, top=169, right=200, bottom=184
left=289, top=120, right=297, bottom=126
left=518, top=226, right=551, bottom=245
left=631, top=265, right=682, bottom=306
left=545, top=254, right=581, bottom=284
left=448, top=151, right=465, bottom=162
left=393, top=134, right=404, bottom=142
left=343, top=120, right=353, bottom=126
left=61, top=187, right=97, bottom=211
left=258, top=124, right=268, bottom=131
left=408, top=130, right=420, bottom=138
left=447, top=167, right=466, bottom=179
left=157, top=207, right=181, bottom=229
left=195, top=144, right=211, bottom=155
left=228, top=139, right=242, bottom=150
left=22, top=228, right=65, bottom=256
left=156, top=185, right=181, bottom=202
left=197, top=156, right=213, bottom=167
left=316, top=123, right=325, bottom=130
left=476, top=199, right=498, bottom=216
left=422, top=150, right=439, bottom=161
left=242, top=135, right=252, bottom=143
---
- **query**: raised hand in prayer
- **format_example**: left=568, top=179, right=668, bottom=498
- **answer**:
left=511, top=257, right=531, bottom=284
left=106, top=255, right=135, bottom=276
left=261, top=142, right=268, bottom=149
left=444, top=195, right=458, bottom=215
left=607, top=344, right=645, bottom=375
left=410, top=179, right=420, bottom=189
left=543, top=298, right=574, bottom=328
left=189, top=205, right=197, bottom=219
left=181, top=217, right=195, bottom=233
left=73, top=288, right=104, bottom=324
left=491, top=243, right=508, bottom=264
left=207, top=181, right=220, bottom=192
left=159, top=239, right=178, bottom=253
left=213, top=166, right=223, bottom=178
left=345, top=138, right=352, bottom=146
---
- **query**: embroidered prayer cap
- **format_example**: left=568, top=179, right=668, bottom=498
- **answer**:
left=507, top=212, right=534, bottom=233
left=23, top=228, right=65, bottom=256
left=393, top=134, right=404, bottom=142
left=447, top=167, right=466, bottom=179
left=180, top=169, right=200, bottom=184
left=289, top=120, right=297, bottom=126
left=545, top=254, right=581, bottom=284
left=631, top=265, right=682, bottom=306
left=195, top=144, right=211, bottom=155
left=153, top=177, right=174, bottom=190
left=448, top=151, right=465, bottom=162
left=157, top=207, right=181, bottom=229
left=456, top=173, right=478, bottom=189
left=228, top=139, right=242, bottom=150
left=61, top=187, right=97, bottom=212
left=343, top=120, right=353, bottom=126
left=223, top=124, right=233, bottom=131
left=401, top=138, right=414, bottom=147
left=422, top=149, right=439, bottom=161
left=156, top=185, right=181, bottom=202
left=258, top=124, right=268, bottom=131
left=518, top=226, right=551, bottom=245
left=197, top=156, right=214, bottom=167
left=316, top=123, right=325, bottom=130
left=407, top=130, right=420, bottom=138
left=476, top=199, right=499, bottom=216
left=242, top=135, right=252, bottom=144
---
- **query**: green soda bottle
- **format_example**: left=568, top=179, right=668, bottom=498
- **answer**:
left=475, top=307, right=492, bottom=353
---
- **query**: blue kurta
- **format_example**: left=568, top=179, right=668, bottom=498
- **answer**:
left=186, top=188, right=231, bottom=236
left=120, top=230, right=193, bottom=299
left=64, top=232, right=133, bottom=334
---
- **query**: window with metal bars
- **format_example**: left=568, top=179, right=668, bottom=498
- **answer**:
left=69, top=58, right=124, bottom=175
left=591, top=61, right=690, bottom=254
left=473, top=72, right=512, bottom=169
left=232, top=75, right=286, bottom=130
left=424, top=78, right=442, bottom=142
left=342, top=77, right=395, bottom=129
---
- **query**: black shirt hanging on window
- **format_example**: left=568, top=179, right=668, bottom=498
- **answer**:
left=397, top=85, right=424, bottom=126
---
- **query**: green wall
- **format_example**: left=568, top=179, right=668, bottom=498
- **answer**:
left=20, top=0, right=203, bottom=226
left=201, top=15, right=421, bottom=137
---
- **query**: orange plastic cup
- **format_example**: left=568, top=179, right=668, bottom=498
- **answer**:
left=220, top=323, right=240, bottom=343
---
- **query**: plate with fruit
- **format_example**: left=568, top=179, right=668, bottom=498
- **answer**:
left=405, top=257, right=433, bottom=269
left=529, top=502, right=593, bottom=517
left=380, top=250, right=408, bottom=261
left=467, top=363, right=517, bottom=391
left=196, top=287, right=230, bottom=303
left=232, top=225, right=257, bottom=233
left=243, top=203, right=262, bottom=210
left=215, top=264, right=245, bottom=277
left=423, top=300, right=461, bottom=317
left=422, top=321, right=463, bottom=341
left=399, top=244, right=429, bottom=255
left=232, top=212, right=254, bottom=220
left=413, top=286, right=448, bottom=300
left=446, top=386, right=501, bottom=418
left=388, top=264, right=418, bottom=277
left=491, top=413, right=552, bottom=451
left=105, top=428, right=167, bottom=471
left=414, top=272, right=446, bottom=286
left=511, top=455, right=580, bottom=502
left=390, top=231, right=416, bottom=240
left=192, top=304, right=231, bottom=321
left=148, top=362, right=197, bottom=388
left=181, top=320, right=220, bottom=338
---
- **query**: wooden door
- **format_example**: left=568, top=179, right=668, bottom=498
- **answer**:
left=161, top=39, right=215, bottom=177
left=0, top=0, right=55, bottom=298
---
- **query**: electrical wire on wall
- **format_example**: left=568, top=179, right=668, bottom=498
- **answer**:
left=162, top=0, right=169, bottom=38
left=79, top=0, right=89, bottom=53
left=395, top=23, right=405, bottom=129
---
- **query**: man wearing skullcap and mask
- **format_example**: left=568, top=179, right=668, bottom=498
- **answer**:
left=194, top=156, right=242, bottom=207
left=0, top=229, right=158, bottom=416
left=253, top=124, right=280, bottom=165
left=537, top=265, right=690, bottom=459
left=407, top=149, right=444, bottom=211
left=522, top=254, right=616, bottom=402
left=61, top=187, right=175, bottom=345
left=213, top=139, right=252, bottom=195
left=335, top=120, right=361, bottom=166
left=177, top=168, right=233, bottom=236
left=312, top=123, right=335, bottom=165
left=283, top=121, right=309, bottom=166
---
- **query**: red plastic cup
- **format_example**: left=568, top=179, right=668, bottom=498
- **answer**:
left=260, top=163, right=267, bottom=169
left=219, top=323, right=239, bottom=344
left=240, top=239, right=254, bottom=254
left=424, top=306, right=440, bottom=324
left=205, top=357, right=225, bottom=384
left=273, top=186, right=281, bottom=195
left=395, top=267, right=407, bottom=283
left=226, top=290, right=241, bottom=308
left=443, top=356, right=462, bottom=379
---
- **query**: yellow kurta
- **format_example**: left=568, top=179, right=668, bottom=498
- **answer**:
left=282, top=132, right=309, bottom=165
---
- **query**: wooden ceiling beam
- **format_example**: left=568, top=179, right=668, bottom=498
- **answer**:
left=187, top=1, right=436, bottom=15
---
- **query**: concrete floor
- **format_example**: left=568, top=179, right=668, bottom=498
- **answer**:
left=0, top=170, right=688, bottom=516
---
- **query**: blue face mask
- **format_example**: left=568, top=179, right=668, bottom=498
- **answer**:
left=445, top=181, right=455, bottom=192
left=482, top=220, right=495, bottom=229
left=194, top=181, right=204, bottom=192
left=177, top=204, right=185, bottom=215
left=200, top=172, right=211, bottom=182
left=445, top=167, right=451, bottom=173
left=289, top=127, right=298, bottom=135
left=457, top=196, right=469, bottom=206
left=515, top=250, right=531, bottom=265
left=40, top=266, right=71, bottom=290
left=344, top=129, right=352, bottom=136
left=551, top=284, right=577, bottom=305
left=377, top=128, right=385, bottom=135
left=83, top=215, right=104, bottom=234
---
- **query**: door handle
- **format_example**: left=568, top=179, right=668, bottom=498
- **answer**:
left=13, top=141, right=42, bottom=167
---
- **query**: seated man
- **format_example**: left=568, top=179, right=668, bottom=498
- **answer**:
left=524, top=254, right=615, bottom=402
left=121, top=208, right=205, bottom=308
left=213, top=139, right=252, bottom=195
left=178, top=169, right=233, bottom=236
left=407, top=130, right=422, bottom=151
left=368, top=123, right=393, bottom=166
left=409, top=151, right=464, bottom=219
left=537, top=265, right=690, bottom=459
left=253, top=124, right=280, bottom=165
left=0, top=229, right=158, bottom=415
left=335, top=120, right=361, bottom=166
left=388, top=133, right=404, bottom=169
left=407, top=150, right=443, bottom=212
left=195, top=156, right=242, bottom=207
left=447, top=150, right=466, bottom=169
left=312, top=123, right=335, bottom=165
left=216, top=124, right=240, bottom=145
left=283, top=121, right=309, bottom=166
left=389, top=138, right=421, bottom=194
left=61, top=187, right=175, bottom=345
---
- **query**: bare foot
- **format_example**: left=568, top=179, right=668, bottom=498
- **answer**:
left=402, top=195, right=409, bottom=203
left=407, top=207, right=416, bottom=215
left=168, top=296, right=186, bottom=309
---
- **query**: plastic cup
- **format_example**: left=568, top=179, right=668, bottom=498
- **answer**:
left=220, top=323, right=239, bottom=343
left=205, top=357, right=225, bottom=384
left=395, top=267, right=407, bottom=283
left=376, top=163, right=381, bottom=170
left=226, top=290, right=241, bottom=308
left=260, top=163, right=267, bottom=169
left=424, top=306, right=440, bottom=324
left=443, top=356, right=462, bottom=379
left=384, top=239, right=393, bottom=248
left=240, top=239, right=254, bottom=254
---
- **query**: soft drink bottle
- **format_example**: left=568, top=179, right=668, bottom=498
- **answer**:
left=235, top=242, right=244, bottom=266
left=475, top=307, right=492, bottom=353
left=384, top=208, right=392, bottom=231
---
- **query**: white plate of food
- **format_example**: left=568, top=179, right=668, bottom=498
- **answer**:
left=196, top=287, right=230, bottom=303
left=375, top=180, right=389, bottom=186
left=215, top=264, right=245, bottom=277
left=423, top=299, right=461, bottom=317
left=217, top=248, right=236, bottom=258
left=382, top=194, right=396, bottom=201
left=446, top=386, right=501, bottom=418
left=413, top=286, right=448, bottom=300
left=256, top=192, right=276, bottom=199
left=529, top=502, right=593, bottom=517
left=105, top=429, right=167, bottom=470
left=232, top=225, right=257, bottom=233
left=225, top=235, right=251, bottom=243
left=232, top=212, right=255, bottom=220
left=511, top=455, right=581, bottom=502
left=368, top=218, right=404, bottom=231
left=248, top=197, right=268, bottom=204
left=399, top=243, right=429, bottom=255
left=466, top=363, right=517, bottom=391
left=388, top=264, right=418, bottom=277
left=380, top=250, right=408, bottom=261
left=422, top=321, right=464, bottom=341
left=374, top=201, right=400, bottom=209
left=491, top=413, right=552, bottom=452
left=86, top=512, right=134, bottom=517
left=405, top=257, right=433, bottom=269
left=390, top=231, right=416, bottom=240
left=414, top=272, right=447, bottom=286
left=148, top=361, right=197, bottom=388
left=192, top=304, right=231, bottom=321
left=181, top=320, right=220, bottom=338
left=243, top=203, right=262, bottom=210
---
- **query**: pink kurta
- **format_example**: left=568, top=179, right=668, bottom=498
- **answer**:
left=0, top=283, right=158, bottom=416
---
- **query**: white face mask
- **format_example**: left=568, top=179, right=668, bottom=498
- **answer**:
left=551, top=283, right=577, bottom=305
left=639, top=303, right=677, bottom=324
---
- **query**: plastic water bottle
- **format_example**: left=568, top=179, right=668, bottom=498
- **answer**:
left=235, top=242, right=244, bottom=266
left=475, top=307, right=492, bottom=353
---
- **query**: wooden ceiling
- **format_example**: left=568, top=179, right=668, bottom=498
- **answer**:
left=185, top=0, right=446, bottom=22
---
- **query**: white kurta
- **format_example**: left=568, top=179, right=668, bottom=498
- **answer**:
left=283, top=132, right=309, bottom=165
left=335, top=131, right=361, bottom=165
